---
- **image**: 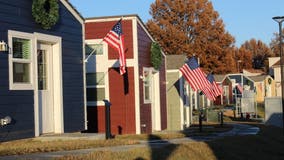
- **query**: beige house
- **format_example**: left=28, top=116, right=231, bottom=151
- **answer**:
left=270, top=57, right=282, bottom=96
left=248, top=75, right=276, bottom=103
left=166, top=55, right=193, bottom=130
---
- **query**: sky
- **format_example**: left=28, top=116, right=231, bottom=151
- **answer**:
left=69, top=0, right=284, bottom=47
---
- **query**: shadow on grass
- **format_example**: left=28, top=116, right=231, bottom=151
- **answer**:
left=135, top=134, right=178, bottom=160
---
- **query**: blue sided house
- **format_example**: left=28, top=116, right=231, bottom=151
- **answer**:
left=0, top=0, right=86, bottom=141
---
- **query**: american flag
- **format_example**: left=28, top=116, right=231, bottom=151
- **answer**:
left=201, top=87, right=216, bottom=101
left=179, top=57, right=211, bottom=91
left=236, top=84, right=243, bottom=94
left=103, top=19, right=126, bottom=75
left=206, top=73, right=222, bottom=97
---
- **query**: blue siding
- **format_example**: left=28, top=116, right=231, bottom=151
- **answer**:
left=0, top=0, right=84, bottom=141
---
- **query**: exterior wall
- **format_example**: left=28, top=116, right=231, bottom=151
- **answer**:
left=85, top=20, right=133, bottom=59
left=264, top=77, right=276, bottom=97
left=108, top=67, right=136, bottom=134
left=273, top=67, right=282, bottom=96
left=85, top=16, right=167, bottom=135
left=166, top=71, right=181, bottom=130
left=88, top=68, right=137, bottom=135
left=136, top=20, right=167, bottom=133
left=0, top=0, right=84, bottom=141
left=159, top=53, right=167, bottom=130
left=85, top=19, right=136, bottom=135
left=255, top=82, right=264, bottom=103
left=137, top=23, right=153, bottom=133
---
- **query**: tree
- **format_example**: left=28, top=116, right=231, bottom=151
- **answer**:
left=241, top=39, right=273, bottom=72
left=234, top=47, right=253, bottom=72
left=270, top=28, right=284, bottom=57
left=146, top=0, right=236, bottom=74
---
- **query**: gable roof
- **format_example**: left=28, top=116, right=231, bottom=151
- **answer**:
left=166, top=55, right=187, bottom=69
left=85, top=14, right=149, bottom=36
left=248, top=75, right=270, bottom=82
left=271, top=57, right=284, bottom=68
left=214, top=75, right=227, bottom=83
left=61, top=0, right=84, bottom=24
left=85, top=14, right=166, bottom=57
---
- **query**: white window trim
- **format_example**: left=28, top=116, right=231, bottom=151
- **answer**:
left=8, top=30, right=34, bottom=90
left=85, top=39, right=109, bottom=107
left=86, top=84, right=106, bottom=106
left=143, top=67, right=152, bottom=104
left=85, top=39, right=106, bottom=56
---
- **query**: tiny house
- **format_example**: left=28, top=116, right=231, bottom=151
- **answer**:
left=85, top=15, right=167, bottom=135
left=0, top=0, right=86, bottom=141
left=165, top=55, right=192, bottom=130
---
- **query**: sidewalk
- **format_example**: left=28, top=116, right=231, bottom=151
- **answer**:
left=0, top=123, right=259, bottom=160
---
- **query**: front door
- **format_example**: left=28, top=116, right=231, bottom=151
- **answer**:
left=38, top=43, right=54, bottom=134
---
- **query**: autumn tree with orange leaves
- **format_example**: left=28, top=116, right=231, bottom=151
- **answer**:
left=270, top=29, right=284, bottom=57
left=240, top=39, right=274, bottom=72
left=146, top=0, right=236, bottom=74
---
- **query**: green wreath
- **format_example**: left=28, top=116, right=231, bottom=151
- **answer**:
left=151, top=42, right=162, bottom=70
left=32, top=0, right=59, bottom=30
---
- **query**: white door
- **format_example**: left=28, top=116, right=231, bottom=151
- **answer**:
left=38, top=43, right=54, bottom=134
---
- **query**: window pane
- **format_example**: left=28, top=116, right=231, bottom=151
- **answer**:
left=144, top=86, right=150, bottom=101
left=86, top=72, right=105, bottom=85
left=13, top=62, right=30, bottom=83
left=143, top=70, right=151, bottom=102
left=38, top=50, right=47, bottom=90
left=85, top=44, right=103, bottom=55
left=87, top=88, right=105, bottom=101
left=12, top=38, right=31, bottom=59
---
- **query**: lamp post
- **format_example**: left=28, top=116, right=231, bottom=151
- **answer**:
left=272, top=16, right=284, bottom=132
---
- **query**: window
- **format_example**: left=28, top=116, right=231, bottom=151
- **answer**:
left=86, top=72, right=105, bottom=103
left=85, top=44, right=103, bottom=55
left=9, top=31, right=33, bottom=90
left=143, top=70, right=151, bottom=103
left=183, top=80, right=190, bottom=106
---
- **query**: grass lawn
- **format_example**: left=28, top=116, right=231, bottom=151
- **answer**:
left=0, top=123, right=230, bottom=156
left=0, top=123, right=283, bottom=160
left=56, top=124, right=284, bottom=160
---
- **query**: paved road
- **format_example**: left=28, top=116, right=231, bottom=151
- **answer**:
left=0, top=123, right=259, bottom=160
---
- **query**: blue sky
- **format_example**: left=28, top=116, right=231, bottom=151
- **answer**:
left=69, top=0, right=284, bottom=47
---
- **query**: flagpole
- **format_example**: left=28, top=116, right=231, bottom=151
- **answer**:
left=84, top=39, right=104, bottom=63
left=84, top=16, right=123, bottom=63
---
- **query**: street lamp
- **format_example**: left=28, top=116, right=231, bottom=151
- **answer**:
left=272, top=16, right=284, bottom=132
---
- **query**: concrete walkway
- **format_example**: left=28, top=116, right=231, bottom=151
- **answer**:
left=0, top=123, right=260, bottom=160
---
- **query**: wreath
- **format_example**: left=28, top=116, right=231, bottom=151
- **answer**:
left=268, top=78, right=272, bottom=85
left=32, top=0, right=59, bottom=30
left=150, top=42, right=162, bottom=70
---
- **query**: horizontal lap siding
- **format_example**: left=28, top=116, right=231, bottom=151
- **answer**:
left=159, top=53, right=167, bottom=130
left=137, top=24, right=153, bottom=134
left=85, top=20, right=133, bottom=59
left=108, top=67, right=136, bottom=134
left=137, top=23, right=167, bottom=133
left=0, top=0, right=84, bottom=141
left=85, top=19, right=136, bottom=135
left=92, top=68, right=136, bottom=135
left=59, top=3, right=84, bottom=133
